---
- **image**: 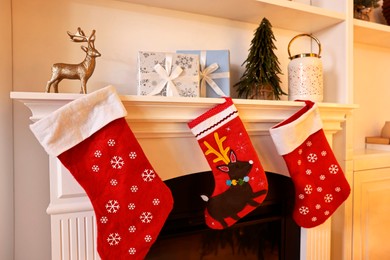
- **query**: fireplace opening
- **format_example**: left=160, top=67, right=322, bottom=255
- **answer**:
left=146, top=171, right=300, bottom=260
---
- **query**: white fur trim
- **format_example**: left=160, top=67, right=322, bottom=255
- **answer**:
left=190, top=104, right=237, bottom=140
left=269, top=103, right=323, bottom=155
left=30, top=85, right=127, bottom=156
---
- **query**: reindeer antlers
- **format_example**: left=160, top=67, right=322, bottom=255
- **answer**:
left=67, top=27, right=96, bottom=44
left=204, top=133, right=230, bottom=164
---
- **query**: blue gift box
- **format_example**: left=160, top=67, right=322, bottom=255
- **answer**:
left=176, top=50, right=230, bottom=97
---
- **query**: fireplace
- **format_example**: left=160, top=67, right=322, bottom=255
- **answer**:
left=147, top=171, right=300, bottom=259
left=10, top=91, right=354, bottom=259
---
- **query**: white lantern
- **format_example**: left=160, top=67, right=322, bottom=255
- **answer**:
left=287, top=34, right=323, bottom=102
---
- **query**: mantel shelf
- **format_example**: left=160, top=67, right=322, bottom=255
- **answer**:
left=10, top=91, right=356, bottom=135
left=120, top=0, right=345, bottom=32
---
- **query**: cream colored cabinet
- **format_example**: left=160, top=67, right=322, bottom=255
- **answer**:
left=353, top=150, right=390, bottom=259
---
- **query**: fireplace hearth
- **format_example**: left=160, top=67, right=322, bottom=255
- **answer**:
left=147, top=171, right=300, bottom=259
left=11, top=92, right=354, bottom=259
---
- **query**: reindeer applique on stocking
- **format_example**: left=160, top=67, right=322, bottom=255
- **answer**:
left=30, top=86, right=173, bottom=259
left=269, top=100, right=350, bottom=228
left=188, top=97, right=268, bottom=229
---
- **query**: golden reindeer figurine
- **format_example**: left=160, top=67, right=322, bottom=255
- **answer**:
left=46, top=28, right=101, bottom=94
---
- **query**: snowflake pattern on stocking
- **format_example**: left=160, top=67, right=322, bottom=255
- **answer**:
left=106, top=200, right=120, bottom=213
left=329, top=164, right=339, bottom=174
left=294, top=136, right=347, bottom=224
left=304, top=185, right=312, bottom=194
left=94, top=150, right=102, bottom=158
left=299, top=206, right=309, bottom=215
left=111, top=156, right=124, bottom=169
left=324, top=194, right=333, bottom=203
left=129, top=151, right=137, bottom=159
left=107, top=139, right=116, bottom=146
left=100, top=216, right=108, bottom=224
left=128, top=203, right=136, bottom=210
left=129, top=225, right=136, bottom=233
left=307, top=153, right=318, bottom=163
left=88, top=136, right=169, bottom=257
left=144, top=235, right=152, bottom=242
left=92, top=165, right=99, bottom=173
left=140, top=212, right=153, bottom=223
left=107, top=233, right=121, bottom=246
left=142, top=169, right=156, bottom=182
left=128, top=248, right=136, bottom=255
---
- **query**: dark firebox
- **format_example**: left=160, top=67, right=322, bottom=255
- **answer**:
left=146, top=171, right=300, bottom=260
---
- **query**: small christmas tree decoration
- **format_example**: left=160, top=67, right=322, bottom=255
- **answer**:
left=234, top=17, right=286, bottom=100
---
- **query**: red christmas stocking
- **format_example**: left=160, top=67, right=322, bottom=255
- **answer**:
left=269, top=100, right=350, bottom=228
left=30, top=86, right=173, bottom=259
left=188, top=97, right=268, bottom=229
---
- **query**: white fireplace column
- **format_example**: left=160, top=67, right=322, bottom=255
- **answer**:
left=11, top=91, right=355, bottom=260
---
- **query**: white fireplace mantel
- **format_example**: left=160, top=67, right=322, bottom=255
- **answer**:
left=11, top=91, right=354, bottom=178
left=11, top=91, right=356, bottom=260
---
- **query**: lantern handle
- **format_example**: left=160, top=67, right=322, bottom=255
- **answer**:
left=288, top=33, right=321, bottom=60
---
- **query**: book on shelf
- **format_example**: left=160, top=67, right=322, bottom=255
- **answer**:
left=365, top=136, right=390, bottom=145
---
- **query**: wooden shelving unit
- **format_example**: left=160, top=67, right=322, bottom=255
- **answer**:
left=121, top=0, right=345, bottom=32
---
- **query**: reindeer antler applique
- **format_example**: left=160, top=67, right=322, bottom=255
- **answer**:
left=188, top=97, right=268, bottom=229
left=203, top=132, right=230, bottom=164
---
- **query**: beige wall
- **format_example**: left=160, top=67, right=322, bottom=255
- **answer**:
left=353, top=43, right=390, bottom=150
left=0, top=0, right=14, bottom=259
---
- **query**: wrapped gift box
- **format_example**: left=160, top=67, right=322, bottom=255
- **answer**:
left=177, top=50, right=230, bottom=97
left=137, top=51, right=200, bottom=97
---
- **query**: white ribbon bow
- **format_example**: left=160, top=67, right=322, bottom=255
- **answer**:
left=199, top=51, right=230, bottom=97
left=148, top=54, right=183, bottom=96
